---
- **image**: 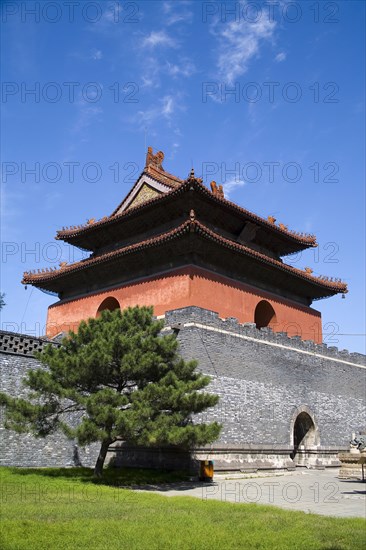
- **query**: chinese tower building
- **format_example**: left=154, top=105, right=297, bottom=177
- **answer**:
left=2, top=147, right=364, bottom=472
left=23, top=147, right=347, bottom=342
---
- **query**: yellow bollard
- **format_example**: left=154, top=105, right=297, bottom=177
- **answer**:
left=199, top=460, right=214, bottom=481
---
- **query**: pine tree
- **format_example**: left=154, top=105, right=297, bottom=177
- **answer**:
left=0, top=306, right=221, bottom=477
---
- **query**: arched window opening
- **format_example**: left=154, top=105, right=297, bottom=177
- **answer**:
left=96, top=297, right=120, bottom=317
left=254, top=300, right=276, bottom=329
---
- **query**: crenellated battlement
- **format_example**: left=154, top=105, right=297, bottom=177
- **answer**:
left=2, top=307, right=364, bottom=366
left=164, top=307, right=366, bottom=367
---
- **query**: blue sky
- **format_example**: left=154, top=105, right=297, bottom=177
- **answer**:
left=1, top=0, right=365, bottom=353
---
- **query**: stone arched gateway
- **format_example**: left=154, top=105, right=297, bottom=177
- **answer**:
left=290, top=406, right=320, bottom=466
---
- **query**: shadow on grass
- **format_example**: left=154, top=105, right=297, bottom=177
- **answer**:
left=7, top=466, right=195, bottom=488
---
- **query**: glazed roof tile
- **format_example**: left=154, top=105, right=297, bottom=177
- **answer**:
left=56, top=177, right=317, bottom=248
left=25, top=215, right=346, bottom=294
left=144, top=163, right=183, bottom=187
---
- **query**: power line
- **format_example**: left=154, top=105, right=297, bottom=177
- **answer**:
left=20, top=286, right=34, bottom=325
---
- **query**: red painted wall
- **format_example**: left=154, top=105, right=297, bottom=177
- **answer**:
left=46, top=266, right=322, bottom=342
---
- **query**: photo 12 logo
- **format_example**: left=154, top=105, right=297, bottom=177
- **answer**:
left=201, top=161, right=339, bottom=185
left=202, top=81, right=339, bottom=104
left=1, top=2, right=140, bottom=24
left=1, top=81, right=139, bottom=104
left=1, top=161, right=140, bottom=184
left=201, top=481, right=340, bottom=505
left=201, top=2, right=340, bottom=24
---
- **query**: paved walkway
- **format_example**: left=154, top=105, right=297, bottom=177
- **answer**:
left=131, top=469, right=366, bottom=518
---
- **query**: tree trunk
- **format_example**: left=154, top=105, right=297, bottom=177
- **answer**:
left=94, top=438, right=112, bottom=478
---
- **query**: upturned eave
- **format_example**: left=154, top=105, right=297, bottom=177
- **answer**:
left=25, top=215, right=346, bottom=301
left=55, top=177, right=317, bottom=255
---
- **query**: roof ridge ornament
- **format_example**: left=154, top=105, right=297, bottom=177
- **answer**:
left=187, top=168, right=204, bottom=184
left=145, top=146, right=165, bottom=171
left=210, top=180, right=225, bottom=199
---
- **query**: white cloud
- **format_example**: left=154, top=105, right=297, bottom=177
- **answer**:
left=140, top=57, right=195, bottom=89
left=87, top=2, right=135, bottom=31
left=140, top=56, right=161, bottom=88
left=162, top=1, right=193, bottom=25
left=142, top=31, right=177, bottom=49
left=91, top=49, right=103, bottom=60
left=162, top=0, right=193, bottom=23
left=162, top=96, right=174, bottom=116
left=102, top=1, right=122, bottom=22
left=72, top=100, right=103, bottom=134
left=275, top=52, right=286, bottom=62
left=166, top=59, right=196, bottom=78
left=69, top=49, right=103, bottom=62
left=167, top=12, right=193, bottom=25
left=162, top=1, right=172, bottom=13
left=169, top=142, right=181, bottom=160
left=222, top=178, right=246, bottom=199
left=213, top=6, right=276, bottom=84
left=137, top=95, right=177, bottom=125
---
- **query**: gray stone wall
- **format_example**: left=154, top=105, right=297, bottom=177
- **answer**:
left=0, top=332, right=99, bottom=468
left=166, top=307, right=366, bottom=452
left=0, top=308, right=365, bottom=470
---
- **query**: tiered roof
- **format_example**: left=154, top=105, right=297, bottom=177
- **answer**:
left=55, top=159, right=317, bottom=256
left=23, top=147, right=347, bottom=304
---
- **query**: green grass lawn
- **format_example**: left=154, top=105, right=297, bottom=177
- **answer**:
left=1, top=467, right=365, bottom=550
